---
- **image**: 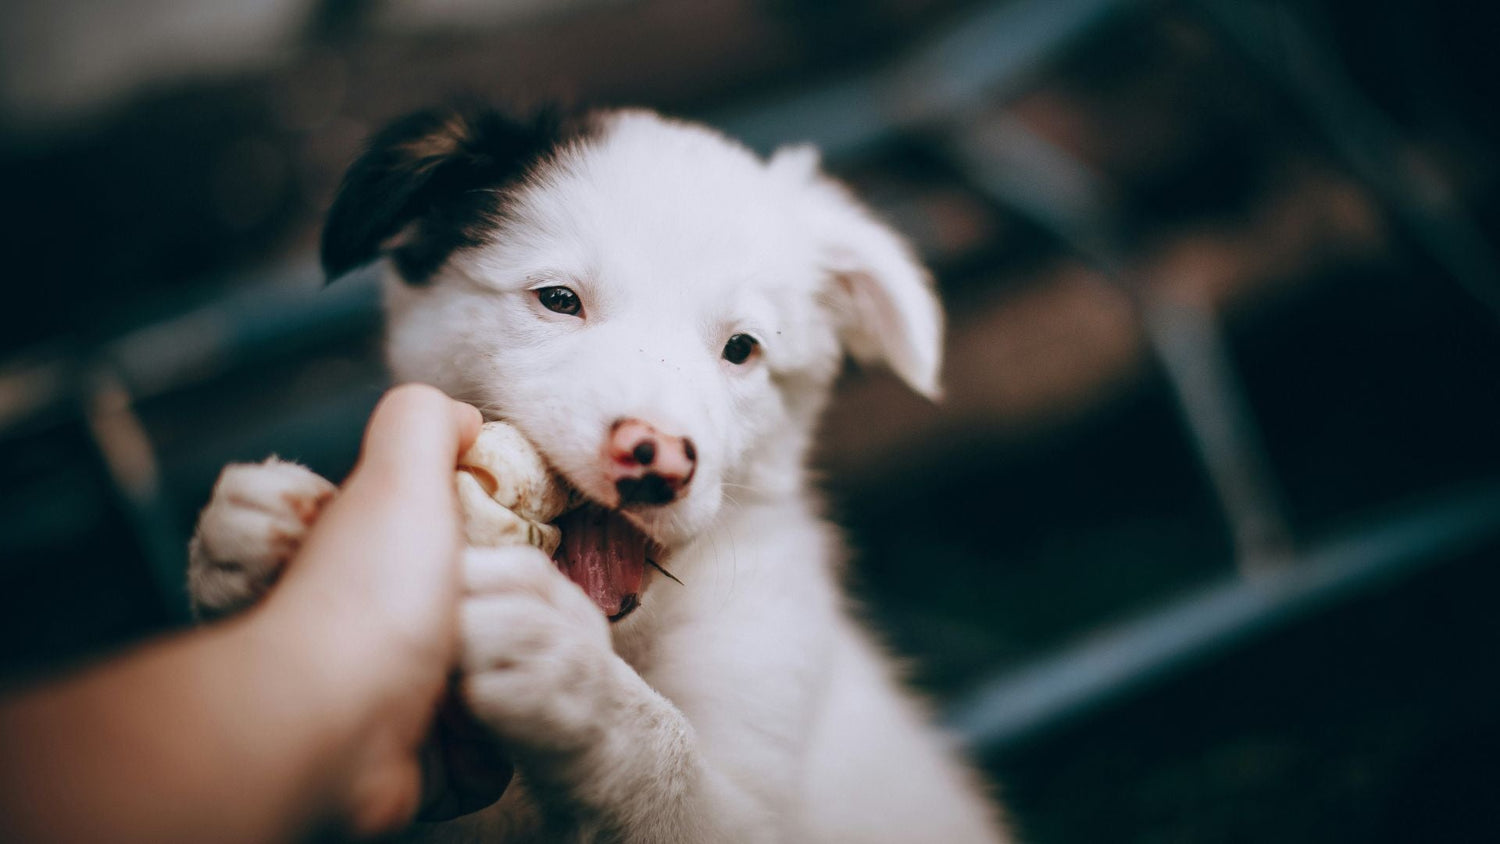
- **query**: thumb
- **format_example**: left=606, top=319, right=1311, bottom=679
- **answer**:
left=277, top=384, right=480, bottom=610
left=353, top=384, right=483, bottom=493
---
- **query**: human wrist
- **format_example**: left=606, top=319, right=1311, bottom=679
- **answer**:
left=231, top=597, right=417, bottom=835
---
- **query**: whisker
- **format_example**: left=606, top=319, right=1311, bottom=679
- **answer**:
left=646, top=557, right=685, bottom=586
left=718, top=482, right=773, bottom=499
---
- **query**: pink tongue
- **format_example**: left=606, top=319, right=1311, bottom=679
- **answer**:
left=551, top=505, right=647, bottom=621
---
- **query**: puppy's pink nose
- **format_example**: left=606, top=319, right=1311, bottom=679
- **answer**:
left=607, top=419, right=696, bottom=507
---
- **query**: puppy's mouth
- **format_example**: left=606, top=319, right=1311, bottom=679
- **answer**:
left=469, top=424, right=679, bottom=623
left=544, top=470, right=680, bottom=623
left=550, top=504, right=655, bottom=622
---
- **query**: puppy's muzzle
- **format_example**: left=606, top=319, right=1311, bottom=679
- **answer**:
left=606, top=419, right=696, bottom=507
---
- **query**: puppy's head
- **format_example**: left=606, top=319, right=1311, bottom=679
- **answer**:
left=324, top=105, right=942, bottom=552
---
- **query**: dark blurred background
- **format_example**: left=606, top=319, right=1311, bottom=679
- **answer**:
left=3, top=0, right=1500, bottom=840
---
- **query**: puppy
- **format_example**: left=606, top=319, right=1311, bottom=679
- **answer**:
left=189, top=105, right=1009, bottom=842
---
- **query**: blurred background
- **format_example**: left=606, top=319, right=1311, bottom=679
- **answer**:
left=3, top=0, right=1500, bottom=840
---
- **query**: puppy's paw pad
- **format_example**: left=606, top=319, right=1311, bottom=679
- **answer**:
left=188, top=458, right=336, bottom=618
left=284, top=485, right=335, bottom=526
left=216, top=459, right=334, bottom=517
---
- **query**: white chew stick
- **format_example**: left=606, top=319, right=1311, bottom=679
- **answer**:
left=455, top=421, right=571, bottom=555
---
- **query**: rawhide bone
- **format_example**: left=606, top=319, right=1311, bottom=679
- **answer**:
left=455, top=421, right=574, bottom=552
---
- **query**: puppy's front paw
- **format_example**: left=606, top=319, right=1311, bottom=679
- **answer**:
left=187, top=458, right=337, bottom=619
left=459, top=545, right=616, bottom=756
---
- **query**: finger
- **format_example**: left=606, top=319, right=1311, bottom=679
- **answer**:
left=355, top=384, right=482, bottom=490
left=276, top=385, right=479, bottom=625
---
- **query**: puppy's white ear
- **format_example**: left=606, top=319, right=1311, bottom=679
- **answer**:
left=772, top=145, right=944, bottom=400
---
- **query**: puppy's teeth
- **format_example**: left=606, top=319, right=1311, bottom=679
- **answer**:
left=608, top=593, right=641, bottom=622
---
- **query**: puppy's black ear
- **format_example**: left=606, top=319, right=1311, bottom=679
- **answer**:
left=320, top=104, right=579, bottom=285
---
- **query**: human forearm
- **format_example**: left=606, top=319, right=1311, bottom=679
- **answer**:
left=0, top=609, right=378, bottom=843
left=0, top=386, right=483, bottom=843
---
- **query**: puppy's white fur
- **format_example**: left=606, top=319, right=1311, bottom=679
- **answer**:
left=190, top=109, right=1007, bottom=843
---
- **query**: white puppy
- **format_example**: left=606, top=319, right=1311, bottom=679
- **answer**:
left=189, top=106, right=1008, bottom=843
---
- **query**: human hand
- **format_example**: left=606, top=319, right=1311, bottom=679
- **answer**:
left=0, top=385, right=511, bottom=844
left=250, top=384, right=507, bottom=834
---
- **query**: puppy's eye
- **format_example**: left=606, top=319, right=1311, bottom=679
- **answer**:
left=535, top=286, right=583, bottom=317
left=722, top=333, right=760, bottom=365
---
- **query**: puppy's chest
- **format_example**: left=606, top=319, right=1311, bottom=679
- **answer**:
left=610, top=621, right=659, bottom=675
left=607, top=595, right=730, bottom=690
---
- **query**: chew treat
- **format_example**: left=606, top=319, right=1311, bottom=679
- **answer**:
left=456, top=471, right=563, bottom=553
left=456, top=422, right=570, bottom=554
left=456, top=420, right=652, bottom=622
left=458, top=422, right=573, bottom=522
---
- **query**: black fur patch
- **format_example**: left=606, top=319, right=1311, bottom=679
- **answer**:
left=320, top=104, right=595, bottom=285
